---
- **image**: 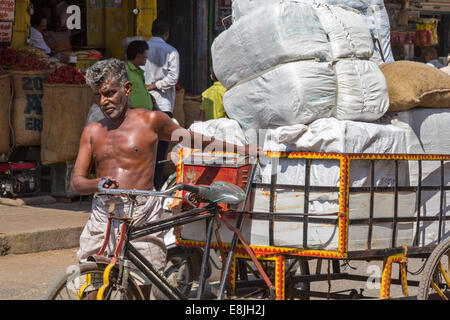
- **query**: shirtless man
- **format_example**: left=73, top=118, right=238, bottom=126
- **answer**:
left=72, top=58, right=254, bottom=298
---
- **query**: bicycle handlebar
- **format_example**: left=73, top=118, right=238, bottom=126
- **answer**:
left=97, top=178, right=245, bottom=205
left=97, top=178, right=200, bottom=198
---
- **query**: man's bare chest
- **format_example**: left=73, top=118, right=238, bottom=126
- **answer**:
left=91, top=127, right=157, bottom=162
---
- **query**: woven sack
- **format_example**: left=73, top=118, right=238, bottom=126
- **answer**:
left=10, top=69, right=51, bottom=146
left=40, top=83, right=94, bottom=165
left=379, top=61, right=450, bottom=111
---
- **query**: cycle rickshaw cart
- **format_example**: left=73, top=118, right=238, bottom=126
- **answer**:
left=173, top=149, right=450, bottom=300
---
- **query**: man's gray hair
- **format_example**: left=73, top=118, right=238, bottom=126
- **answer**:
left=85, top=58, right=128, bottom=89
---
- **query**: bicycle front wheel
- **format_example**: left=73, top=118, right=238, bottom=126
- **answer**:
left=44, top=262, right=144, bottom=300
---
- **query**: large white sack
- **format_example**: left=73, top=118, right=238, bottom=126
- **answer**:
left=215, top=2, right=374, bottom=89
left=232, top=0, right=393, bottom=64
left=223, top=59, right=389, bottom=131
left=258, top=117, right=409, bottom=186
left=212, top=2, right=331, bottom=89
left=222, top=60, right=337, bottom=131
left=181, top=117, right=415, bottom=250
left=187, top=118, right=248, bottom=147
left=381, top=108, right=450, bottom=246
left=333, top=59, right=389, bottom=121
left=315, top=4, right=373, bottom=59
left=255, top=118, right=413, bottom=250
left=260, top=117, right=407, bottom=154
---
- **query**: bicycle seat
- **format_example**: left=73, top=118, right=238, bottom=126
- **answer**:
left=185, top=181, right=245, bottom=205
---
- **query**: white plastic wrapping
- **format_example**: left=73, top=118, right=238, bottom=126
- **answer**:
left=222, top=59, right=389, bottom=131
left=183, top=118, right=416, bottom=251
left=222, top=60, right=337, bottom=131
left=333, top=59, right=389, bottom=121
left=381, top=109, right=450, bottom=246
left=183, top=112, right=450, bottom=250
left=315, top=4, right=373, bottom=59
left=188, top=118, right=248, bottom=147
left=214, top=1, right=388, bottom=130
left=231, top=0, right=394, bottom=64
left=212, top=2, right=330, bottom=89
left=214, top=2, right=375, bottom=89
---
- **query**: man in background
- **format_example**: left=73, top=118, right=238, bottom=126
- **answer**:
left=144, top=19, right=180, bottom=190
left=423, top=47, right=445, bottom=68
left=30, top=12, right=51, bottom=55
left=126, top=40, right=153, bottom=110
left=199, top=69, right=227, bottom=121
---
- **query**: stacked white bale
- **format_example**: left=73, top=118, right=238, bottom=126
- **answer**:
left=213, top=2, right=331, bottom=89
left=231, top=0, right=394, bottom=64
left=382, top=108, right=450, bottom=246
left=315, top=4, right=374, bottom=59
left=254, top=119, right=413, bottom=251
left=181, top=119, right=416, bottom=251
left=221, top=60, right=337, bottom=130
left=212, top=2, right=389, bottom=132
left=333, top=59, right=389, bottom=120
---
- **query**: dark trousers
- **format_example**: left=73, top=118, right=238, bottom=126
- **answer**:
left=154, top=111, right=173, bottom=190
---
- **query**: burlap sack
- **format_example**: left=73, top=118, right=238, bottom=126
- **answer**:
left=10, top=69, right=51, bottom=146
left=41, top=83, right=94, bottom=165
left=380, top=61, right=450, bottom=111
left=183, top=94, right=202, bottom=129
left=0, top=74, right=11, bottom=154
left=173, top=88, right=185, bottom=128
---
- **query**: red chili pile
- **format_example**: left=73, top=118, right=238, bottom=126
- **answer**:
left=0, top=48, right=50, bottom=71
left=13, top=56, right=50, bottom=71
left=46, top=65, right=86, bottom=85
left=0, top=48, right=23, bottom=67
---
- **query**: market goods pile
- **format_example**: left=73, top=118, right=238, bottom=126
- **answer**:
left=41, top=67, right=93, bottom=165
left=231, top=0, right=393, bottom=65
left=212, top=0, right=450, bottom=132
left=0, top=48, right=50, bottom=71
left=0, top=48, right=22, bottom=67
left=17, top=46, right=65, bottom=69
left=180, top=0, right=450, bottom=251
left=46, top=65, right=86, bottom=84
left=379, top=61, right=450, bottom=111
left=212, top=1, right=391, bottom=131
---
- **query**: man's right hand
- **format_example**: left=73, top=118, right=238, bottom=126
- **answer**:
left=102, top=177, right=119, bottom=189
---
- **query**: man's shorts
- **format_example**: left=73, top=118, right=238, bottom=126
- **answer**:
left=77, top=193, right=167, bottom=274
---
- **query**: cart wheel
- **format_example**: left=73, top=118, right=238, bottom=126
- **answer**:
left=418, top=238, right=450, bottom=300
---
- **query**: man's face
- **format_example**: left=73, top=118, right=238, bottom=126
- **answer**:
left=134, top=50, right=147, bottom=67
left=39, top=18, right=47, bottom=32
left=94, top=78, right=132, bottom=121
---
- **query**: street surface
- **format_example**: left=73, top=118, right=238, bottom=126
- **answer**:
left=0, top=248, right=424, bottom=300
left=0, top=248, right=79, bottom=300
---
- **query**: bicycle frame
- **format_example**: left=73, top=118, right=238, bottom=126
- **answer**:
left=93, top=197, right=219, bottom=300
left=87, top=170, right=259, bottom=300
